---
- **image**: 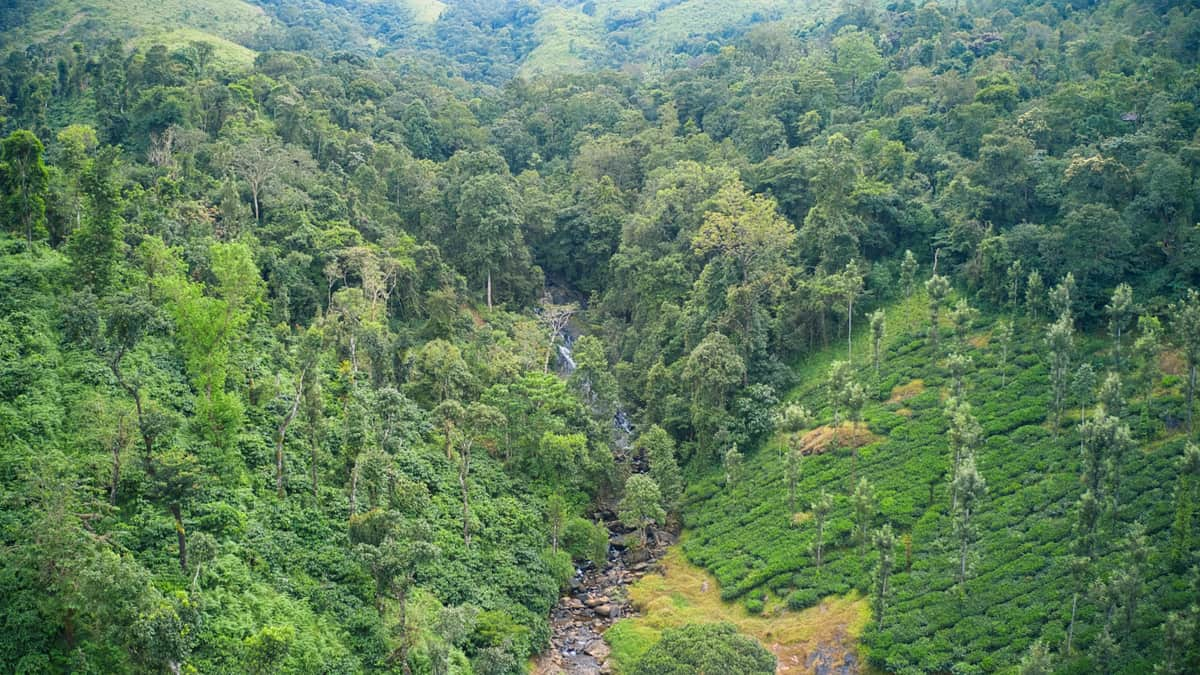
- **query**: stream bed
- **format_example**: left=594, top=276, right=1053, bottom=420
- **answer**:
left=532, top=521, right=670, bottom=674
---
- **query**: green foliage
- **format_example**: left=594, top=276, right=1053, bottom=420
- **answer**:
left=631, top=622, right=775, bottom=675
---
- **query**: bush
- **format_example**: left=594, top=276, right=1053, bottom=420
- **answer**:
left=631, top=623, right=775, bottom=675
left=744, top=596, right=764, bottom=614
left=562, top=517, right=609, bottom=564
left=786, top=588, right=821, bottom=610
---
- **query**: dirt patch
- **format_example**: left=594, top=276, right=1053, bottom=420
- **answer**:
left=888, top=379, right=925, bottom=404
left=796, top=423, right=880, bottom=456
left=617, top=546, right=870, bottom=674
left=1160, top=349, right=1185, bottom=377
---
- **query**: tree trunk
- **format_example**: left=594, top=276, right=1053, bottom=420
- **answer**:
left=170, top=503, right=187, bottom=571
left=460, top=450, right=472, bottom=547
left=847, top=297, right=853, bottom=364
left=486, top=269, right=493, bottom=310
left=275, top=373, right=304, bottom=498
left=1188, top=364, right=1196, bottom=436
left=877, top=574, right=889, bottom=628
left=110, top=414, right=126, bottom=505
left=1066, top=591, right=1079, bottom=654
left=311, top=432, right=320, bottom=501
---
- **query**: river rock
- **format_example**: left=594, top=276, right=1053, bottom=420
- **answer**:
left=584, top=595, right=608, bottom=608
left=584, top=640, right=611, bottom=660
left=594, top=604, right=614, bottom=617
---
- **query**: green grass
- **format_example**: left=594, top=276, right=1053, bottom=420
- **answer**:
left=0, top=0, right=269, bottom=59
left=606, top=545, right=869, bottom=672
left=402, top=0, right=446, bottom=25
left=519, top=7, right=605, bottom=79
left=678, top=299, right=1195, bottom=673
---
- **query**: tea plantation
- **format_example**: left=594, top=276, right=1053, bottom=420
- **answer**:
left=679, top=295, right=1197, bottom=674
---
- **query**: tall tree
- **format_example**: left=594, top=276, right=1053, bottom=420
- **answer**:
left=811, top=489, right=833, bottom=570
left=872, top=524, right=896, bottom=630
left=899, top=250, right=918, bottom=297
left=639, top=425, right=683, bottom=515
left=1172, top=290, right=1200, bottom=436
left=952, top=454, right=986, bottom=587
left=870, top=309, right=886, bottom=377
left=852, top=477, right=876, bottom=552
left=0, top=129, right=49, bottom=245
left=1106, top=284, right=1135, bottom=373
left=1046, top=315, right=1075, bottom=437
left=619, top=474, right=666, bottom=548
left=1025, top=271, right=1046, bottom=323
left=1132, top=316, right=1162, bottom=436
left=925, top=274, right=950, bottom=349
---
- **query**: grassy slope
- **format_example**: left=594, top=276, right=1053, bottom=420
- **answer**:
left=606, top=544, right=869, bottom=672
left=678, top=293, right=1194, bottom=673
left=402, top=0, right=447, bottom=25
left=518, top=0, right=839, bottom=76
left=0, top=0, right=269, bottom=66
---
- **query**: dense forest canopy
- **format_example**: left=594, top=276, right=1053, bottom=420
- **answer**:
left=1, top=0, right=1199, bottom=673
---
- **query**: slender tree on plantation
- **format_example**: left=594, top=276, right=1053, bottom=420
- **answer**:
left=1005, top=260, right=1024, bottom=311
left=870, top=309, right=885, bottom=376
left=1025, top=270, right=1046, bottom=323
left=952, top=454, right=986, bottom=587
left=1133, top=316, right=1163, bottom=435
left=1050, top=273, right=1077, bottom=324
left=1172, top=290, right=1200, bottom=436
left=826, top=360, right=851, bottom=448
left=925, top=274, right=950, bottom=349
left=853, top=477, right=876, bottom=552
left=811, top=489, right=833, bottom=570
left=843, top=380, right=867, bottom=482
left=899, top=250, right=918, bottom=297
left=946, top=398, right=982, bottom=510
left=872, top=523, right=896, bottom=630
left=840, top=259, right=865, bottom=364
left=724, top=445, right=744, bottom=487
left=1170, top=444, right=1200, bottom=568
left=947, top=351, right=972, bottom=400
left=1074, top=363, right=1097, bottom=455
left=776, top=403, right=812, bottom=516
left=1107, top=283, right=1135, bottom=373
left=949, top=298, right=978, bottom=347
left=1046, top=315, right=1074, bottom=437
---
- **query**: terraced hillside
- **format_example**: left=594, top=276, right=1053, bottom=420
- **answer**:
left=678, top=292, right=1196, bottom=673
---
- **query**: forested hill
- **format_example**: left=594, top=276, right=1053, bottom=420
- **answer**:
left=1, top=0, right=1199, bottom=673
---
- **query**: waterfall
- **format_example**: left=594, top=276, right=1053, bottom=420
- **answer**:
left=557, top=343, right=577, bottom=374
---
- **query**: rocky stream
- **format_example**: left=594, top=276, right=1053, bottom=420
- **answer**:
left=532, top=520, right=670, bottom=675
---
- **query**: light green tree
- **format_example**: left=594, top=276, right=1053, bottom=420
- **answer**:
left=619, top=474, right=666, bottom=547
